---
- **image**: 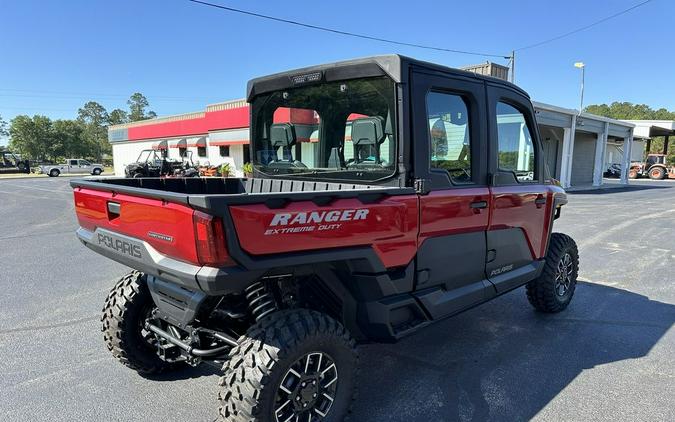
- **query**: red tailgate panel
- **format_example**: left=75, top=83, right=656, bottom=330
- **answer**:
left=229, top=196, right=419, bottom=269
left=73, top=188, right=200, bottom=265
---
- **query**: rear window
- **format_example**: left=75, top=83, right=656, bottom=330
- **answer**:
left=250, top=77, right=398, bottom=182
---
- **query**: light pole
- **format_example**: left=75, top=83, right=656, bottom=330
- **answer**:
left=574, top=62, right=585, bottom=115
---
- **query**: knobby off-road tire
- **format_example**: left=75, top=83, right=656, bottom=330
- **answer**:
left=527, top=233, right=579, bottom=313
left=649, top=166, right=665, bottom=180
left=219, top=309, right=358, bottom=422
left=101, top=271, right=178, bottom=374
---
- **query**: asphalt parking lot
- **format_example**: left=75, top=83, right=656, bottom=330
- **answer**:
left=1, top=177, right=673, bottom=421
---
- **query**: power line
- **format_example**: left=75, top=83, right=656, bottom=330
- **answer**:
left=0, top=88, right=223, bottom=102
left=187, top=0, right=510, bottom=59
left=0, top=93, right=220, bottom=103
left=516, top=0, right=655, bottom=51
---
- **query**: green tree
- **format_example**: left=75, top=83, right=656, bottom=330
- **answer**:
left=0, top=114, right=8, bottom=138
left=53, top=119, right=92, bottom=158
left=77, top=101, right=110, bottom=160
left=127, top=93, right=156, bottom=121
left=9, top=115, right=54, bottom=161
left=108, top=108, right=129, bottom=125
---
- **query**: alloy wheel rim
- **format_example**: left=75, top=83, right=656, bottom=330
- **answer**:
left=554, top=252, right=573, bottom=297
left=274, top=352, right=338, bottom=422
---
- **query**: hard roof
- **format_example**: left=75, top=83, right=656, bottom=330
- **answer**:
left=247, top=54, right=527, bottom=100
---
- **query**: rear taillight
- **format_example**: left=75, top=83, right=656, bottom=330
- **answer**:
left=193, top=211, right=234, bottom=267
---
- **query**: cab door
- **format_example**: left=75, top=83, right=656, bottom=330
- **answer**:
left=410, top=69, right=492, bottom=320
left=79, top=160, right=92, bottom=172
left=485, top=83, right=553, bottom=293
left=68, top=159, right=79, bottom=174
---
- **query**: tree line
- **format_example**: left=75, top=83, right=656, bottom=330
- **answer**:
left=2, top=93, right=156, bottom=163
left=585, top=102, right=675, bottom=164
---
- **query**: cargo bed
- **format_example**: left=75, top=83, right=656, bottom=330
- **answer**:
left=70, top=177, right=413, bottom=210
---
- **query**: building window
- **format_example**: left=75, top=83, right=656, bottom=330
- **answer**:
left=496, top=102, right=536, bottom=182
left=179, top=147, right=187, bottom=158
left=197, top=146, right=207, bottom=157
left=426, top=91, right=472, bottom=183
left=219, top=145, right=230, bottom=157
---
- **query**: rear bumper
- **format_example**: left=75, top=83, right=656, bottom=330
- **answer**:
left=76, top=227, right=260, bottom=294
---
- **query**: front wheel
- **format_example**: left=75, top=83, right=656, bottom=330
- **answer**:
left=526, top=233, right=579, bottom=313
left=219, top=309, right=358, bottom=422
left=92, top=168, right=102, bottom=175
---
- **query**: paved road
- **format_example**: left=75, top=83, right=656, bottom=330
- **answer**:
left=1, top=177, right=673, bottom=421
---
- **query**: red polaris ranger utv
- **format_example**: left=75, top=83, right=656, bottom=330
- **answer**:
left=71, top=55, right=578, bottom=422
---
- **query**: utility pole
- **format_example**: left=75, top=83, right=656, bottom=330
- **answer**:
left=574, top=62, right=585, bottom=115
left=510, top=50, right=515, bottom=84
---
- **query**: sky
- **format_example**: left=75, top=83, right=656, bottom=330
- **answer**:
left=1, top=0, right=674, bottom=143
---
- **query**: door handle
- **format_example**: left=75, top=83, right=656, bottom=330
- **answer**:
left=535, top=195, right=546, bottom=208
left=107, top=202, right=121, bottom=219
left=470, top=201, right=488, bottom=209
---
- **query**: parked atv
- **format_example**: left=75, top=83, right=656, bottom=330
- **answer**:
left=125, top=149, right=199, bottom=178
left=0, top=149, right=30, bottom=174
left=72, top=55, right=578, bottom=421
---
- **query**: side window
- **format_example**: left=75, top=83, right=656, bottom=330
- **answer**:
left=426, top=91, right=472, bottom=183
left=496, top=102, right=536, bottom=182
left=69, top=159, right=78, bottom=166
left=80, top=160, right=91, bottom=166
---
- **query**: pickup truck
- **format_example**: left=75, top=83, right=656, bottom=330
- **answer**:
left=42, top=159, right=103, bottom=177
left=71, top=55, right=577, bottom=422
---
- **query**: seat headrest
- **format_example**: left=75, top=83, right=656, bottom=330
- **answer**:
left=430, top=119, right=447, bottom=140
left=351, top=117, right=385, bottom=146
left=270, top=123, right=297, bottom=148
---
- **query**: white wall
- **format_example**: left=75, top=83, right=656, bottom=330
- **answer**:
left=111, top=133, right=249, bottom=177
left=604, top=139, right=645, bottom=168
left=111, top=140, right=156, bottom=176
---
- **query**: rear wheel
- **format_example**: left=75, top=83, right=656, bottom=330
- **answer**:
left=527, top=233, right=579, bottom=313
left=649, top=166, right=665, bottom=180
left=101, top=271, right=180, bottom=374
left=218, top=309, right=358, bottom=422
left=49, top=169, right=60, bottom=177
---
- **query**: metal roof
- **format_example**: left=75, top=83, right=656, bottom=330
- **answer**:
left=246, top=54, right=528, bottom=100
left=533, top=101, right=635, bottom=128
left=621, top=120, right=675, bottom=139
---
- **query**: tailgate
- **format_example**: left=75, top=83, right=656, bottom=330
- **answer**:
left=73, top=187, right=200, bottom=265
left=228, top=195, right=419, bottom=269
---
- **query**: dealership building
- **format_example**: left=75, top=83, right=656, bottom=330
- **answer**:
left=108, top=61, right=647, bottom=188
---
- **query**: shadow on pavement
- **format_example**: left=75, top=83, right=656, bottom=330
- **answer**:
left=352, top=282, right=674, bottom=421
left=141, top=361, right=221, bottom=382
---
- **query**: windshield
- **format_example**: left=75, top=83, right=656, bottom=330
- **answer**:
left=250, top=77, right=397, bottom=182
